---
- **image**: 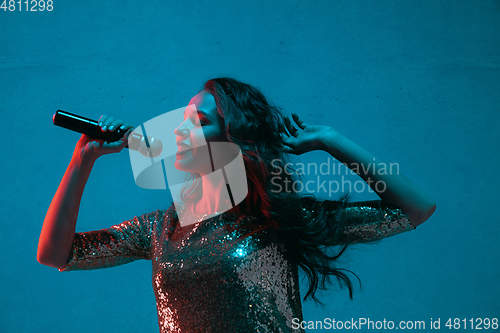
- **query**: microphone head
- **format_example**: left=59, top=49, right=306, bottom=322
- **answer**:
left=128, top=133, right=163, bottom=158
left=139, top=136, right=163, bottom=158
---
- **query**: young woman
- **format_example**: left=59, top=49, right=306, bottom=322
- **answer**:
left=37, top=77, right=436, bottom=333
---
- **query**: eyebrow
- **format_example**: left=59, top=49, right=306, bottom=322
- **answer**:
left=184, top=109, right=210, bottom=119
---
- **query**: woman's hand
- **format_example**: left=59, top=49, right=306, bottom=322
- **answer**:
left=74, top=115, right=135, bottom=160
left=279, top=113, right=340, bottom=155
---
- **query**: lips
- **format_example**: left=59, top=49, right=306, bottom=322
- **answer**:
left=177, top=141, right=192, bottom=152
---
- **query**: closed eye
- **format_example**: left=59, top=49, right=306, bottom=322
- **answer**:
left=197, top=116, right=208, bottom=126
left=184, top=110, right=209, bottom=126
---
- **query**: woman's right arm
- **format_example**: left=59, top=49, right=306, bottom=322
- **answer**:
left=37, top=116, right=133, bottom=269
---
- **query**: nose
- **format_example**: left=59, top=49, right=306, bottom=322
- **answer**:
left=174, top=118, right=190, bottom=137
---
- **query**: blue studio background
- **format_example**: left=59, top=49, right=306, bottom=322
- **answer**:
left=1, top=1, right=499, bottom=332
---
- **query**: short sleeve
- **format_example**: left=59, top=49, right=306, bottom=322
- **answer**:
left=300, top=198, right=415, bottom=245
left=58, top=210, right=161, bottom=272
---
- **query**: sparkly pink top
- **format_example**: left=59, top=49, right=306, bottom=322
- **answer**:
left=59, top=199, right=414, bottom=332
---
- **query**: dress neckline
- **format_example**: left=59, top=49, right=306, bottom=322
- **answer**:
left=176, top=203, right=234, bottom=228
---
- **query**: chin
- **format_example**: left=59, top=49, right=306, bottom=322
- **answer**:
left=174, top=160, right=188, bottom=172
left=174, top=159, right=199, bottom=174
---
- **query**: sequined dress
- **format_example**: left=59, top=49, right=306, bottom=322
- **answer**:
left=59, top=199, right=414, bottom=332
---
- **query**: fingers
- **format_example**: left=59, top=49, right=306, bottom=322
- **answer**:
left=278, top=113, right=309, bottom=155
left=282, top=113, right=305, bottom=136
left=98, top=115, right=128, bottom=133
left=278, top=122, right=288, bottom=137
left=284, top=116, right=299, bottom=137
left=279, top=120, right=297, bottom=148
left=120, top=128, right=134, bottom=145
left=291, top=113, right=307, bottom=130
left=121, top=123, right=135, bottom=132
left=279, top=127, right=297, bottom=154
left=281, top=143, right=295, bottom=154
left=75, top=121, right=134, bottom=159
left=98, top=115, right=109, bottom=130
left=123, top=127, right=134, bottom=137
left=98, top=115, right=115, bottom=132
left=114, top=130, right=132, bottom=152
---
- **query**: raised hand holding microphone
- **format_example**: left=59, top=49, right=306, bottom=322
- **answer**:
left=74, top=115, right=135, bottom=160
left=54, top=110, right=163, bottom=159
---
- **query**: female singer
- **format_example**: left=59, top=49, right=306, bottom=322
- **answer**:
left=38, top=77, right=436, bottom=332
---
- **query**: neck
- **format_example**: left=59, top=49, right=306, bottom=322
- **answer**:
left=192, top=171, right=232, bottom=215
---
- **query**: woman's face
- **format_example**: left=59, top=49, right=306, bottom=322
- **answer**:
left=174, top=90, right=225, bottom=174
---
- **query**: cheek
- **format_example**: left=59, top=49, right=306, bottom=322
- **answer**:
left=201, top=127, right=225, bottom=142
left=190, top=129, right=205, bottom=143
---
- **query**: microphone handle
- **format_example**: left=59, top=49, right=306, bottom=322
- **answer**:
left=53, top=110, right=128, bottom=144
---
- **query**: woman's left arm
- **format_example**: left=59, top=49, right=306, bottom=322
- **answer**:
left=280, top=113, right=436, bottom=227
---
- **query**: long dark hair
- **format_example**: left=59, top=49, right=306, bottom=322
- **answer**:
left=181, top=77, right=359, bottom=304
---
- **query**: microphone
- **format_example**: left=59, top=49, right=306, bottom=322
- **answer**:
left=53, top=110, right=163, bottom=158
